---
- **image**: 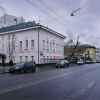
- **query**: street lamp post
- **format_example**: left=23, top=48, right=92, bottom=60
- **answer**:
left=71, top=8, right=81, bottom=16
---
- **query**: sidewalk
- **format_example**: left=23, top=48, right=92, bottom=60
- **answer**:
left=0, top=66, right=10, bottom=74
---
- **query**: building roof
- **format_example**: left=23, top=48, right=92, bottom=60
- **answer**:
left=78, top=44, right=96, bottom=49
left=0, top=21, right=66, bottom=39
left=0, top=21, right=39, bottom=33
left=67, top=44, right=96, bottom=49
left=64, top=52, right=83, bottom=56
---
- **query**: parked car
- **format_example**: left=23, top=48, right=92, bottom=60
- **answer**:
left=96, top=60, right=100, bottom=63
left=56, top=60, right=69, bottom=68
left=92, top=60, right=97, bottom=63
left=77, top=60, right=84, bottom=65
left=85, top=60, right=93, bottom=64
left=9, top=62, right=36, bottom=73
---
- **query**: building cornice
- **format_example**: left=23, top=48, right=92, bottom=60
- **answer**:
left=0, top=26, right=40, bottom=35
left=41, top=26, right=66, bottom=39
left=0, top=25, right=66, bottom=39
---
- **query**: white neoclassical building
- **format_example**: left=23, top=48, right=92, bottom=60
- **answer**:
left=0, top=21, right=66, bottom=64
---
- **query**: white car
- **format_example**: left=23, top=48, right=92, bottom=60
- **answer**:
left=77, top=60, right=84, bottom=65
left=93, top=60, right=96, bottom=63
left=86, top=60, right=93, bottom=64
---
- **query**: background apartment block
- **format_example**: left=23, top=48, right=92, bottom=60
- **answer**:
left=0, top=14, right=25, bottom=28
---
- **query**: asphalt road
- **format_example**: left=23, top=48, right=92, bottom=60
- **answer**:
left=0, top=64, right=100, bottom=100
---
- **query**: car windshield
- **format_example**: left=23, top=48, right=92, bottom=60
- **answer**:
left=78, top=60, right=83, bottom=62
left=61, top=60, right=68, bottom=63
left=15, top=62, right=25, bottom=67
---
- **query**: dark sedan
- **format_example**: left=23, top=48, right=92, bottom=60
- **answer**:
left=9, top=62, right=36, bottom=73
left=56, top=60, right=69, bottom=68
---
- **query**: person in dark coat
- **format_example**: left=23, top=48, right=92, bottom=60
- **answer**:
left=9, top=59, right=13, bottom=66
left=34, top=61, right=36, bottom=66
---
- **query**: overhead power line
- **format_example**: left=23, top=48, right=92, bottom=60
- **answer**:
left=63, top=0, right=73, bottom=12
left=38, top=0, right=79, bottom=33
left=25, top=0, right=74, bottom=32
left=38, top=0, right=70, bottom=25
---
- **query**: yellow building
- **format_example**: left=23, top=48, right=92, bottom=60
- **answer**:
left=84, top=45, right=96, bottom=60
left=64, top=44, right=96, bottom=60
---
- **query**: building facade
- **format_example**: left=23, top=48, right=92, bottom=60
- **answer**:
left=64, top=44, right=96, bottom=61
left=95, top=48, right=100, bottom=62
left=85, top=47, right=96, bottom=60
left=0, top=22, right=66, bottom=64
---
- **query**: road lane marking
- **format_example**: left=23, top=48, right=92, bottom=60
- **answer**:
left=87, top=81, right=95, bottom=89
left=0, top=68, right=95, bottom=95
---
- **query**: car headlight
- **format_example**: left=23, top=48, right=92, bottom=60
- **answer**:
left=15, top=67, right=19, bottom=69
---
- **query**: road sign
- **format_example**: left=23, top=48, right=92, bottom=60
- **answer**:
left=40, top=52, right=43, bottom=56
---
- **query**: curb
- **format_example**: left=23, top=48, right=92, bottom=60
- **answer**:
left=0, top=71, right=9, bottom=74
left=0, top=68, right=9, bottom=74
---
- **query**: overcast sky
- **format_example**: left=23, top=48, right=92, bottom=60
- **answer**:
left=0, top=0, right=100, bottom=47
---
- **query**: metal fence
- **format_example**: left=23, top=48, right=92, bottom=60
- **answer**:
left=40, top=58, right=63, bottom=64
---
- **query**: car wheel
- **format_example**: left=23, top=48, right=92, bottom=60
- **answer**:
left=32, top=68, right=36, bottom=72
left=19, top=69, right=24, bottom=73
left=23, top=69, right=27, bottom=73
left=24, top=70, right=27, bottom=73
left=63, top=65, right=65, bottom=68
left=66, top=65, right=69, bottom=68
left=9, top=71, right=14, bottom=74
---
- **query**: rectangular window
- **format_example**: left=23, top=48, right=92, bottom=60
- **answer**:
left=47, top=41, right=49, bottom=51
left=47, top=56, right=49, bottom=63
left=61, top=45, right=62, bottom=52
left=31, top=56, right=34, bottom=61
left=13, top=56, right=15, bottom=62
left=59, top=44, right=60, bottom=53
left=51, top=42, right=52, bottom=51
left=31, top=40, right=34, bottom=48
left=2, top=45, right=4, bottom=51
left=43, top=56, right=45, bottom=63
left=47, top=56, right=49, bottom=59
left=25, top=56, right=28, bottom=61
left=43, top=40, right=45, bottom=50
left=20, top=41, right=22, bottom=48
left=2, top=36, right=4, bottom=41
left=60, top=45, right=62, bottom=53
left=8, top=45, right=10, bottom=50
left=13, top=44, right=15, bottom=50
left=25, top=40, right=28, bottom=49
left=56, top=44, right=57, bottom=52
left=53, top=42, right=55, bottom=52
left=62, top=45, right=64, bottom=53
left=43, top=56, right=45, bottom=59
left=8, top=35, right=10, bottom=40
left=50, top=42, right=52, bottom=51
left=20, top=56, right=22, bottom=61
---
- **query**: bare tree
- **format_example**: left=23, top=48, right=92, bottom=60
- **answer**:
left=7, top=33, right=17, bottom=62
left=65, top=33, right=80, bottom=63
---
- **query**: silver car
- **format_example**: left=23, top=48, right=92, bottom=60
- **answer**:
left=56, top=60, right=69, bottom=68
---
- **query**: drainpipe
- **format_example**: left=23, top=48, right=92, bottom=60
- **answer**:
left=38, top=26, right=41, bottom=64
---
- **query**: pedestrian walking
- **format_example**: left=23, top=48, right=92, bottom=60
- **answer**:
left=9, top=59, right=13, bottom=66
